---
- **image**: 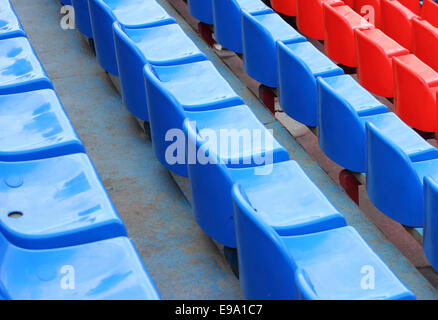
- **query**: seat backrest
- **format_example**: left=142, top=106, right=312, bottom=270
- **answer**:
left=421, top=0, right=438, bottom=28
left=423, top=175, right=438, bottom=271
left=381, top=0, right=419, bottom=50
left=393, top=54, right=438, bottom=131
left=412, top=17, right=438, bottom=72
left=399, top=0, right=421, bottom=14
left=366, top=120, right=425, bottom=226
left=231, top=183, right=298, bottom=300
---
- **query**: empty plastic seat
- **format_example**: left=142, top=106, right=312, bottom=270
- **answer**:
left=241, top=11, right=306, bottom=87
left=277, top=41, right=344, bottom=126
left=271, top=0, right=297, bottom=16
left=393, top=54, right=438, bottom=132
left=0, top=235, right=161, bottom=300
left=212, top=0, right=272, bottom=54
left=318, top=75, right=389, bottom=172
left=88, top=0, right=173, bottom=75
left=232, top=185, right=415, bottom=300
left=0, top=89, right=85, bottom=161
left=71, top=0, right=93, bottom=38
left=423, top=175, right=438, bottom=271
left=185, top=121, right=344, bottom=248
left=421, top=0, right=438, bottom=28
left=324, top=3, right=374, bottom=67
left=381, top=0, right=419, bottom=51
left=354, top=0, right=382, bottom=28
left=355, top=28, right=409, bottom=97
left=113, top=22, right=205, bottom=121
left=366, top=117, right=438, bottom=227
left=296, top=0, right=354, bottom=40
left=0, top=153, right=127, bottom=249
left=0, top=37, right=52, bottom=94
left=399, top=0, right=421, bottom=14
left=412, top=17, right=438, bottom=72
left=187, top=0, right=214, bottom=24
left=0, top=0, right=26, bottom=39
left=143, top=60, right=248, bottom=177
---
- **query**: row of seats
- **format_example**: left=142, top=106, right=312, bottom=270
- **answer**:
left=71, top=0, right=418, bottom=299
left=185, top=1, right=438, bottom=276
left=272, top=0, right=438, bottom=132
left=0, top=0, right=160, bottom=299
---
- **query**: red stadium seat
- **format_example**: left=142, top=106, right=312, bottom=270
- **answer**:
left=422, top=0, right=438, bottom=28
left=393, top=54, right=438, bottom=132
left=324, top=3, right=374, bottom=67
left=399, top=0, right=421, bottom=14
left=381, top=0, right=419, bottom=51
left=412, top=17, right=438, bottom=72
left=271, top=0, right=297, bottom=16
left=355, top=28, right=409, bottom=97
left=354, top=0, right=382, bottom=28
left=296, top=0, right=353, bottom=40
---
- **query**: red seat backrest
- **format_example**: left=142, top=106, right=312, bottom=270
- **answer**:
left=422, top=0, right=438, bottom=28
left=412, top=17, right=438, bottom=72
left=381, top=0, right=419, bottom=50
left=393, top=54, right=438, bottom=131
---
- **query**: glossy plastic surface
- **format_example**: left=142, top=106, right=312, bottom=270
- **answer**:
left=88, top=0, right=173, bottom=75
left=0, top=89, right=85, bottom=161
left=0, top=0, right=26, bottom=39
left=212, top=0, right=271, bottom=54
left=232, top=185, right=415, bottom=300
left=242, top=10, right=306, bottom=87
left=393, top=54, right=438, bottom=132
left=0, top=36, right=52, bottom=94
left=381, top=0, right=419, bottom=51
left=277, top=41, right=343, bottom=126
left=187, top=0, right=214, bottom=24
left=144, top=61, right=245, bottom=177
left=324, top=3, right=374, bottom=67
left=0, top=153, right=127, bottom=249
left=355, top=28, right=409, bottom=97
left=318, top=75, right=388, bottom=172
left=0, top=235, right=161, bottom=300
left=71, top=0, right=93, bottom=38
left=113, top=22, right=205, bottom=120
left=412, top=17, right=438, bottom=72
left=366, top=118, right=438, bottom=227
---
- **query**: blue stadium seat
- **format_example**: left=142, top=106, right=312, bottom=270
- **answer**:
left=241, top=10, right=306, bottom=87
left=187, top=0, right=214, bottom=24
left=317, top=75, right=389, bottom=173
left=59, top=0, right=72, bottom=4
left=0, top=0, right=26, bottom=39
left=0, top=37, right=52, bottom=93
left=277, top=41, right=344, bottom=126
left=232, top=184, right=416, bottom=300
left=0, top=235, right=160, bottom=300
left=0, top=89, right=85, bottom=161
left=423, top=176, right=438, bottom=271
left=366, top=118, right=438, bottom=227
left=212, top=0, right=271, bottom=53
left=143, top=61, right=245, bottom=177
left=71, top=0, right=93, bottom=38
left=0, top=153, right=127, bottom=249
left=88, top=0, right=173, bottom=75
left=185, top=120, right=344, bottom=248
left=113, top=21, right=205, bottom=121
